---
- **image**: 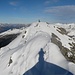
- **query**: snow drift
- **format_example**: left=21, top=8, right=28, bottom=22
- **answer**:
left=0, top=22, right=75, bottom=75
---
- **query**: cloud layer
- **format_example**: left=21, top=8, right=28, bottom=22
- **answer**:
left=45, top=5, right=75, bottom=16
left=45, top=0, right=59, bottom=5
left=45, top=5, right=75, bottom=23
left=9, top=1, right=18, bottom=6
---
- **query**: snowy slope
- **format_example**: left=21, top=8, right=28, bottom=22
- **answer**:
left=0, top=22, right=75, bottom=75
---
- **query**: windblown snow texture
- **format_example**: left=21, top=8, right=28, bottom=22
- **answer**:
left=23, top=48, right=73, bottom=75
left=0, top=22, right=75, bottom=75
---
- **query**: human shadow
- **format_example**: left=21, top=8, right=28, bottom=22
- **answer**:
left=23, top=48, right=73, bottom=75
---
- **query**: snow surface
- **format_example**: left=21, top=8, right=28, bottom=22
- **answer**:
left=0, top=22, right=75, bottom=75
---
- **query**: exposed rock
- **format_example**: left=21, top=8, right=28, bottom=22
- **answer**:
left=57, top=27, right=68, bottom=35
left=0, top=33, right=20, bottom=48
left=8, top=57, right=13, bottom=66
left=51, top=33, right=75, bottom=63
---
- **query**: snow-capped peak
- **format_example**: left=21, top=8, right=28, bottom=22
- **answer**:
left=0, top=22, right=75, bottom=75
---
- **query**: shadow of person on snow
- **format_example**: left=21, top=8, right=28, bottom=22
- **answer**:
left=23, top=48, right=73, bottom=75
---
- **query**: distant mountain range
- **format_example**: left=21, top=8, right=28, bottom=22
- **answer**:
left=0, top=23, right=30, bottom=33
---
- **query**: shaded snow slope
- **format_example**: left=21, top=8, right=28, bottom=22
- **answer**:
left=0, top=22, right=75, bottom=75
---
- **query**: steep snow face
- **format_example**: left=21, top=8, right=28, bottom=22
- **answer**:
left=0, top=22, right=75, bottom=75
left=45, top=43, right=69, bottom=69
left=0, top=32, right=51, bottom=75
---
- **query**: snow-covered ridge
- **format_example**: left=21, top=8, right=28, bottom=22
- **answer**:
left=0, top=22, right=75, bottom=75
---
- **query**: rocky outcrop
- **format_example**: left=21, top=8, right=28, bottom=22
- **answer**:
left=51, top=33, right=75, bottom=63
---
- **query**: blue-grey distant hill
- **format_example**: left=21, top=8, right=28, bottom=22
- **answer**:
left=0, top=23, right=30, bottom=33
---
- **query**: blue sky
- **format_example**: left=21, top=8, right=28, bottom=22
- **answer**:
left=0, top=0, right=75, bottom=24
